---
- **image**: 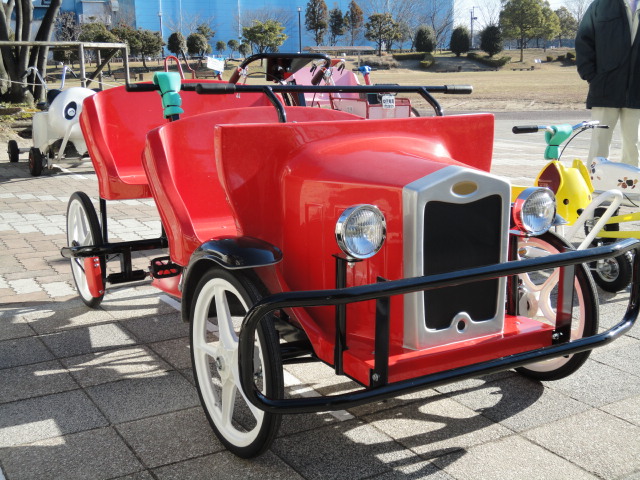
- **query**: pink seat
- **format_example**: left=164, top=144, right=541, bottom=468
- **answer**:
left=80, top=81, right=276, bottom=200
left=143, top=106, right=362, bottom=265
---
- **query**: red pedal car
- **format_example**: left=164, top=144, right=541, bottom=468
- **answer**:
left=62, top=54, right=639, bottom=458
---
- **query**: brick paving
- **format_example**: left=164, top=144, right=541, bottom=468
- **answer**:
left=0, top=113, right=638, bottom=480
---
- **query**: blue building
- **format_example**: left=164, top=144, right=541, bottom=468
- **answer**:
left=55, top=0, right=455, bottom=53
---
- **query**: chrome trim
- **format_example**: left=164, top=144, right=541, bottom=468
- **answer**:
left=403, top=166, right=511, bottom=350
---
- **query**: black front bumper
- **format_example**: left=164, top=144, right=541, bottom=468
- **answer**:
left=237, top=239, right=640, bottom=414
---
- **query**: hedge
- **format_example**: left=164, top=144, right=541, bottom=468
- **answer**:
left=420, top=53, right=435, bottom=69
left=468, top=52, right=511, bottom=68
left=392, top=52, right=426, bottom=61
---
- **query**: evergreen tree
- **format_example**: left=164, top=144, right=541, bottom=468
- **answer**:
left=480, top=25, right=503, bottom=57
left=305, top=0, right=329, bottom=45
left=450, top=26, right=470, bottom=57
left=415, top=25, right=436, bottom=53
left=167, top=31, right=187, bottom=55
left=227, top=39, right=240, bottom=58
left=186, top=33, right=210, bottom=56
left=344, top=0, right=364, bottom=46
left=328, top=6, right=345, bottom=46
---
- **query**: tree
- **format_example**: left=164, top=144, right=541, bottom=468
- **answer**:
left=344, top=0, right=364, bottom=46
left=53, top=11, right=81, bottom=65
left=500, top=0, right=545, bottom=62
left=328, top=6, right=345, bottom=45
left=112, top=23, right=142, bottom=57
left=76, top=22, right=118, bottom=69
left=555, top=6, right=578, bottom=47
left=566, top=0, right=591, bottom=24
left=450, top=26, right=470, bottom=57
left=365, top=12, right=396, bottom=55
left=535, top=1, right=560, bottom=50
left=216, top=40, right=227, bottom=55
left=186, top=33, right=210, bottom=56
left=237, top=7, right=293, bottom=32
left=196, top=23, right=215, bottom=40
left=395, top=21, right=412, bottom=50
left=1, top=0, right=63, bottom=103
left=227, top=39, right=239, bottom=58
left=238, top=42, right=251, bottom=57
left=242, top=19, right=287, bottom=55
left=137, top=30, right=163, bottom=70
left=480, top=24, right=503, bottom=57
left=78, top=22, right=118, bottom=43
left=414, top=25, right=436, bottom=53
left=422, top=0, right=454, bottom=50
left=306, top=0, right=329, bottom=45
left=167, top=31, right=187, bottom=55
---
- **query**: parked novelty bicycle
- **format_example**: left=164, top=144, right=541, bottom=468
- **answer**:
left=6, top=65, right=95, bottom=176
left=512, top=120, right=636, bottom=292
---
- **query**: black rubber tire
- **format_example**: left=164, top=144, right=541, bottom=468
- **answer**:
left=28, top=147, right=44, bottom=176
left=410, top=106, right=421, bottom=117
left=583, top=207, right=631, bottom=292
left=8, top=140, right=19, bottom=162
left=66, top=192, right=106, bottom=308
left=584, top=207, right=619, bottom=235
left=591, top=251, right=633, bottom=293
left=190, top=267, right=283, bottom=458
left=515, top=231, right=599, bottom=381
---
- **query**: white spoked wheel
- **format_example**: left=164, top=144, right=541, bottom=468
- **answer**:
left=190, top=267, right=282, bottom=458
left=66, top=192, right=105, bottom=308
left=516, top=231, right=599, bottom=380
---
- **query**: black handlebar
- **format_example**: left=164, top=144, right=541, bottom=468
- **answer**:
left=125, top=83, right=158, bottom=93
left=444, top=85, right=473, bottom=95
left=512, top=125, right=539, bottom=134
left=125, top=80, right=473, bottom=122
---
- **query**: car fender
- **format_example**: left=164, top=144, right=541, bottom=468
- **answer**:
left=180, top=236, right=282, bottom=322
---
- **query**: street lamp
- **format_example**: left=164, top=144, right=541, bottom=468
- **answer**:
left=470, top=6, right=478, bottom=50
left=158, top=0, right=164, bottom=56
left=298, top=7, right=302, bottom=53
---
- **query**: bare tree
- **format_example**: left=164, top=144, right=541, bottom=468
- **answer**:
left=1, top=0, right=63, bottom=103
left=165, top=12, right=216, bottom=37
left=422, top=0, right=455, bottom=49
left=566, top=0, right=593, bottom=24
left=236, top=7, right=294, bottom=35
left=476, top=0, right=502, bottom=29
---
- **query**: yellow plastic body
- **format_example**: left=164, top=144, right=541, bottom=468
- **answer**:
left=535, top=159, right=593, bottom=224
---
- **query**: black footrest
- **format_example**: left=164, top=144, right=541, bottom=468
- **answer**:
left=107, top=269, right=147, bottom=284
left=150, top=256, right=182, bottom=279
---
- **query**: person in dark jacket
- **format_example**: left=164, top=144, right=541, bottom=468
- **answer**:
left=576, top=0, right=640, bottom=166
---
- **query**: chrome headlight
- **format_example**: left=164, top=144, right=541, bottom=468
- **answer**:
left=512, top=187, right=556, bottom=235
left=335, top=205, right=386, bottom=259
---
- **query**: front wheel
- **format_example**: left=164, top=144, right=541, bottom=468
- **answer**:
left=66, top=192, right=105, bottom=307
left=8, top=140, right=19, bottom=162
left=190, top=267, right=283, bottom=458
left=515, top=231, right=599, bottom=381
left=28, top=147, right=44, bottom=176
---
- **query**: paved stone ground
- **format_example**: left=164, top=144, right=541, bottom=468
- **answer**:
left=0, top=113, right=639, bottom=480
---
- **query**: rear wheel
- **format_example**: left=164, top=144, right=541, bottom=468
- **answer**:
left=8, top=140, right=19, bottom=162
left=515, top=231, right=598, bottom=380
left=66, top=192, right=105, bottom=307
left=584, top=207, right=631, bottom=292
left=190, top=267, right=283, bottom=458
left=28, top=147, right=44, bottom=176
left=590, top=251, right=633, bottom=293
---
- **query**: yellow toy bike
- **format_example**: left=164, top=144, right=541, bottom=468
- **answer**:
left=513, top=120, right=633, bottom=292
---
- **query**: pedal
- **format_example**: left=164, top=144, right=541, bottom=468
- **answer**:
left=150, top=256, right=182, bottom=279
left=107, top=269, right=147, bottom=284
